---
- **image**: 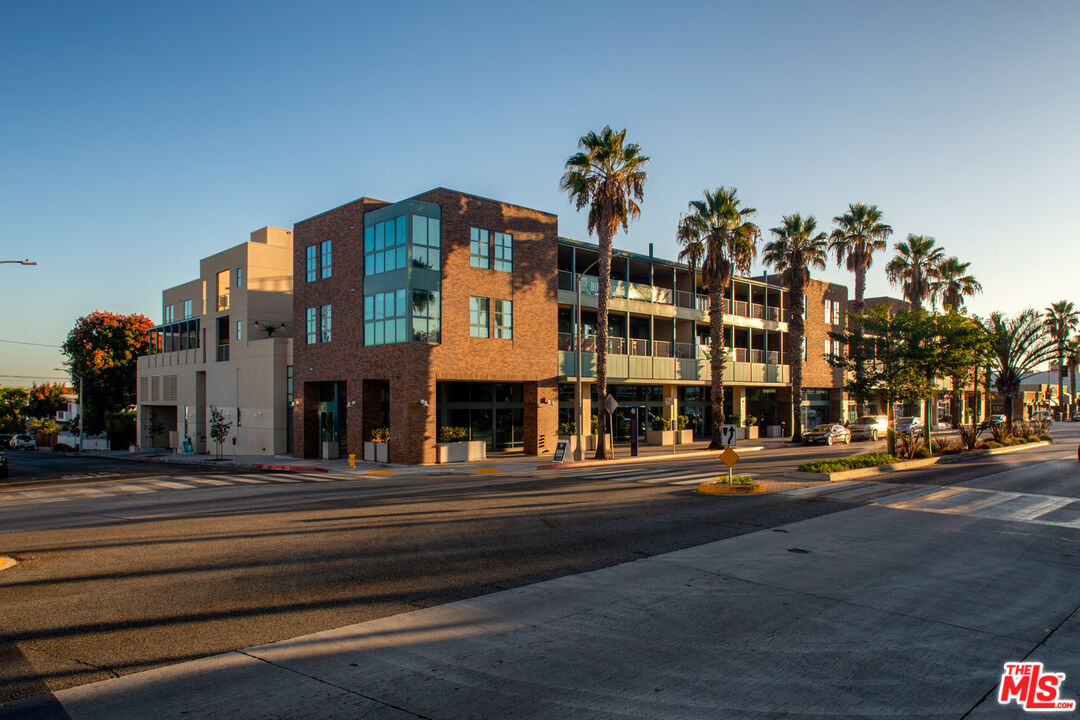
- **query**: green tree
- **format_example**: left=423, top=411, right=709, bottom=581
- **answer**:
left=980, top=310, right=1057, bottom=427
left=829, top=203, right=893, bottom=315
left=0, top=387, right=30, bottom=433
left=209, top=406, right=232, bottom=459
left=885, top=234, right=945, bottom=311
left=146, top=412, right=166, bottom=455
left=61, top=311, right=153, bottom=434
left=763, top=213, right=828, bottom=443
left=24, top=382, right=67, bottom=420
left=1066, top=335, right=1080, bottom=417
left=560, top=126, right=649, bottom=459
left=675, top=187, right=760, bottom=448
left=1044, top=301, right=1078, bottom=420
left=934, top=257, right=982, bottom=313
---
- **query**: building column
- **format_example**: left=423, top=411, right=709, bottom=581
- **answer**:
left=299, top=381, right=320, bottom=459
left=578, top=382, right=593, bottom=436
left=663, top=384, right=678, bottom=424
left=390, top=374, right=436, bottom=464
left=524, top=379, right=559, bottom=456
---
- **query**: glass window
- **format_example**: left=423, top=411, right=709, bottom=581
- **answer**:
left=320, top=304, right=332, bottom=343
left=493, top=299, right=512, bottom=339
left=236, top=320, right=242, bottom=341
left=364, top=226, right=374, bottom=253
left=470, top=227, right=490, bottom=268
left=364, top=288, right=408, bottom=346
left=164, top=304, right=174, bottom=323
left=306, top=245, right=317, bottom=282
left=321, top=240, right=332, bottom=279
left=413, top=215, right=427, bottom=245
left=494, top=232, right=513, bottom=273
left=823, top=298, right=831, bottom=324
left=236, top=267, right=243, bottom=288
left=470, top=296, right=489, bottom=337
left=411, top=214, right=440, bottom=270
left=306, top=307, right=317, bottom=344
left=183, top=299, right=193, bottom=319
left=412, top=289, right=441, bottom=343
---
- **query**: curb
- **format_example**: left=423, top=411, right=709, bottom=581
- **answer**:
left=783, top=441, right=1053, bottom=482
left=0, top=556, right=17, bottom=572
left=536, top=446, right=764, bottom=470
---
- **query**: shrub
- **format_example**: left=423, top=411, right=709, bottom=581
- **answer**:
left=797, top=453, right=898, bottom=474
left=931, top=436, right=953, bottom=455
left=676, top=415, right=689, bottom=430
left=369, top=426, right=390, bottom=443
left=744, top=415, right=758, bottom=427
left=913, top=447, right=931, bottom=459
left=52, top=443, right=74, bottom=453
left=981, top=440, right=1002, bottom=449
left=654, top=416, right=672, bottom=431
left=1038, top=433, right=1054, bottom=443
left=558, top=421, right=576, bottom=437
left=897, top=433, right=925, bottom=460
left=990, top=423, right=1011, bottom=444
left=956, top=423, right=980, bottom=451
left=728, top=475, right=756, bottom=485
left=438, top=426, right=469, bottom=443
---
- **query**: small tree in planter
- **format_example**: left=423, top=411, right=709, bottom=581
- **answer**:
left=146, top=412, right=166, bottom=455
left=675, top=414, right=693, bottom=444
left=744, top=415, right=759, bottom=440
left=208, top=407, right=231, bottom=460
left=364, top=426, right=390, bottom=463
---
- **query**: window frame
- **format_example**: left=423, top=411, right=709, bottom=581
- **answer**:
left=493, top=232, right=513, bottom=273
left=320, top=240, right=332, bottom=279
left=493, top=298, right=513, bottom=339
left=470, top=228, right=490, bottom=269
left=469, top=296, right=490, bottom=338
left=306, top=245, right=317, bottom=282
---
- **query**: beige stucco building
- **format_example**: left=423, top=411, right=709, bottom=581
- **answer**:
left=136, top=227, right=294, bottom=456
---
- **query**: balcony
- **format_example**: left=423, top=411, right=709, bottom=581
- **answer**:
left=216, top=344, right=230, bottom=362
left=218, top=293, right=230, bottom=312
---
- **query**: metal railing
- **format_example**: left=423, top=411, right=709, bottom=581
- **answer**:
left=734, top=300, right=748, bottom=317
left=558, top=332, right=574, bottom=351
left=653, top=340, right=672, bottom=357
left=556, top=335, right=791, bottom=367
left=216, top=344, right=230, bottom=362
left=750, top=303, right=765, bottom=320
left=217, top=293, right=230, bottom=312
left=675, top=341, right=695, bottom=359
left=629, top=338, right=649, bottom=356
left=733, top=347, right=748, bottom=362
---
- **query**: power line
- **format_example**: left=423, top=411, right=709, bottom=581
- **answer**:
left=0, top=339, right=63, bottom=349
left=0, top=375, right=69, bottom=380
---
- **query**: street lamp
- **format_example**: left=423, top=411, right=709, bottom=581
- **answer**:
left=55, top=367, right=83, bottom=452
left=575, top=258, right=600, bottom=461
left=1, top=259, right=37, bottom=265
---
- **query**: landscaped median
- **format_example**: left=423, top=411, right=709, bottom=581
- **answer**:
left=784, top=440, right=1053, bottom=482
left=697, top=475, right=765, bottom=495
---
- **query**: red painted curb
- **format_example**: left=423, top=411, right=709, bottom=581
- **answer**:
left=250, top=464, right=330, bottom=473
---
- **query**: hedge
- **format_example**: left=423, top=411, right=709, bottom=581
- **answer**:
left=797, top=453, right=899, bottom=474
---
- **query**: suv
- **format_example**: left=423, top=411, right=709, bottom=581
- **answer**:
left=849, top=416, right=888, bottom=441
left=0, top=434, right=11, bottom=450
left=10, top=434, right=37, bottom=450
left=894, top=417, right=924, bottom=436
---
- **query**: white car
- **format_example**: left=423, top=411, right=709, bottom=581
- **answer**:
left=11, top=434, right=37, bottom=450
left=849, top=415, right=888, bottom=441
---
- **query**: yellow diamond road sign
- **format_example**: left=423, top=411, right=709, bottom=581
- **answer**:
left=720, top=447, right=739, bottom=468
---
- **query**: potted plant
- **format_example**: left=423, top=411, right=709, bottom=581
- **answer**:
left=646, top=416, right=674, bottom=446
left=745, top=415, right=759, bottom=440
left=585, top=414, right=613, bottom=452
left=675, top=415, right=694, bottom=444
left=436, top=426, right=486, bottom=463
left=557, top=421, right=582, bottom=456
left=364, top=426, right=389, bottom=463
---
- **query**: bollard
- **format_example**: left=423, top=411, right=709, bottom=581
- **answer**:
left=348, top=453, right=356, bottom=470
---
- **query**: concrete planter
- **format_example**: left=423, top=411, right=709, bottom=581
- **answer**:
left=766, top=425, right=783, bottom=438
left=437, top=440, right=487, bottom=463
left=322, top=441, right=340, bottom=460
left=585, top=434, right=613, bottom=452
left=557, top=436, right=583, bottom=455
left=675, top=429, right=694, bottom=444
left=646, top=429, right=675, bottom=446
left=363, top=441, right=388, bottom=463
left=745, top=426, right=760, bottom=440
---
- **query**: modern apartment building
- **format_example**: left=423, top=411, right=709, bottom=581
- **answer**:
left=291, top=188, right=860, bottom=463
left=136, top=227, right=294, bottom=455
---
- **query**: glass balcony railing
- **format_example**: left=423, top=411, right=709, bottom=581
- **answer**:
left=558, top=332, right=787, bottom=367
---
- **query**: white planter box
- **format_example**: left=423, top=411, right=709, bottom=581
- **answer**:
left=585, top=434, right=613, bottom=452
left=557, top=436, right=583, bottom=455
left=646, top=429, right=675, bottom=445
left=766, top=425, right=782, bottom=438
left=437, top=440, right=487, bottom=463
left=736, top=427, right=748, bottom=440
left=363, top=441, right=388, bottom=463
left=746, top=426, right=760, bottom=440
left=675, top=429, right=694, bottom=444
left=322, top=441, right=340, bottom=460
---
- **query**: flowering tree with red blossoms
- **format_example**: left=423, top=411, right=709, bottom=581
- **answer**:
left=61, top=311, right=152, bottom=434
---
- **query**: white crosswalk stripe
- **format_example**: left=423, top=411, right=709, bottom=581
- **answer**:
left=783, top=481, right=1080, bottom=529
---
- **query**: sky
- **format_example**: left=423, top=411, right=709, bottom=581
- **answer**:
left=1, top=0, right=1078, bottom=387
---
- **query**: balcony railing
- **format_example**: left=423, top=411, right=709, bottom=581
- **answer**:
left=675, top=341, right=695, bottom=359
left=216, top=344, right=230, bottom=362
left=628, top=338, right=649, bottom=356
left=218, top=293, right=230, bottom=312
left=557, top=333, right=788, bottom=367
left=653, top=340, right=671, bottom=358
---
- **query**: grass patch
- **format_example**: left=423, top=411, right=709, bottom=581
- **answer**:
left=797, top=453, right=899, bottom=474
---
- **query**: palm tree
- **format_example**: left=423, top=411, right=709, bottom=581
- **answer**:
left=1044, top=301, right=1079, bottom=420
left=934, top=257, right=982, bottom=313
left=981, top=310, right=1057, bottom=427
left=885, top=234, right=945, bottom=311
left=1065, top=335, right=1080, bottom=418
left=829, top=203, right=892, bottom=315
left=763, top=214, right=828, bottom=443
left=675, top=187, right=759, bottom=449
left=560, top=126, right=649, bottom=459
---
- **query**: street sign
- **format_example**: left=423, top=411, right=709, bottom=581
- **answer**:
left=606, top=395, right=619, bottom=414
left=720, top=424, right=737, bottom=447
left=719, top=447, right=739, bottom=468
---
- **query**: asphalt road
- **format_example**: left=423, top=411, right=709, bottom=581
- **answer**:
left=1, top=425, right=1077, bottom=717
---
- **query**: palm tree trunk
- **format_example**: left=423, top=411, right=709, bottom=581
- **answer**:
left=708, top=283, right=727, bottom=449
left=789, top=284, right=806, bottom=443
left=852, top=267, right=866, bottom=315
left=593, top=222, right=612, bottom=460
left=1070, top=360, right=1077, bottom=416
left=1057, top=349, right=1065, bottom=421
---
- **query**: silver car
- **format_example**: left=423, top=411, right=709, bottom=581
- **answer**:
left=849, top=415, right=888, bottom=441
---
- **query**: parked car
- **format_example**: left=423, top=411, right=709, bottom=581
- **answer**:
left=0, top=451, right=7, bottom=478
left=849, top=415, right=888, bottom=441
left=0, top=434, right=11, bottom=450
left=803, top=423, right=851, bottom=446
left=893, top=417, right=924, bottom=436
left=1072, top=412, right=1080, bottom=422
left=979, top=414, right=1007, bottom=430
left=1030, top=411, right=1053, bottom=425
left=10, top=434, right=37, bottom=450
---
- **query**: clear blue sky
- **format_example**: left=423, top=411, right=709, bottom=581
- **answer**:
left=2, top=0, right=1077, bottom=386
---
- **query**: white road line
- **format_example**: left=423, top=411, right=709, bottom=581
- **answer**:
left=146, top=479, right=196, bottom=490
left=215, top=475, right=269, bottom=484
left=1004, top=497, right=1076, bottom=522
left=114, top=484, right=158, bottom=494
left=783, top=481, right=864, bottom=497
left=260, top=474, right=304, bottom=483
left=887, top=487, right=967, bottom=509
left=187, top=477, right=232, bottom=486
left=826, top=483, right=904, bottom=500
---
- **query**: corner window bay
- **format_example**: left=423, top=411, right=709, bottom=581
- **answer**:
left=363, top=201, right=442, bottom=345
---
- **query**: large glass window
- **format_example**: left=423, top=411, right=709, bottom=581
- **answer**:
left=364, top=217, right=407, bottom=276
left=320, top=240, right=332, bottom=279
left=412, top=215, right=441, bottom=270
left=306, top=307, right=317, bottom=344
left=494, top=232, right=513, bottom=272
left=320, top=304, right=332, bottom=342
left=470, top=296, right=489, bottom=337
left=364, top=288, right=407, bottom=345
left=470, top=228, right=490, bottom=268
left=183, top=299, right=193, bottom=319
left=412, top=289, right=441, bottom=343
left=493, top=299, right=512, bottom=339
left=236, top=320, right=242, bottom=341
left=306, top=245, right=317, bottom=282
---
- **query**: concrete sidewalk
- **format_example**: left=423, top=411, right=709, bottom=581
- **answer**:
left=19, top=503, right=1078, bottom=719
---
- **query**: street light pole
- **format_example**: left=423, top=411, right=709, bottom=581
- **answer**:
left=576, top=259, right=600, bottom=462
left=0, top=259, right=37, bottom=265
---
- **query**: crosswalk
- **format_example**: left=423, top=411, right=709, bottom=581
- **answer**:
left=557, top=465, right=738, bottom=486
left=0, top=472, right=346, bottom=506
left=783, top=480, right=1080, bottom=529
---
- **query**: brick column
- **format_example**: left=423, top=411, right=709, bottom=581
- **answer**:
left=390, top=374, right=436, bottom=464
left=299, top=381, right=320, bottom=458
left=524, top=380, right=558, bottom=456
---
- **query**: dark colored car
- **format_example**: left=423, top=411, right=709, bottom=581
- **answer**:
left=802, top=423, right=851, bottom=446
left=0, top=434, right=10, bottom=450
left=0, top=451, right=7, bottom=479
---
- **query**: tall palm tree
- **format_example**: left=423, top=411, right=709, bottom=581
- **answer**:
left=829, top=203, right=892, bottom=315
left=763, top=213, right=828, bottom=443
left=560, top=126, right=649, bottom=459
left=1065, top=335, right=1080, bottom=417
left=675, top=187, right=759, bottom=449
left=981, top=310, right=1057, bottom=427
left=885, top=234, right=945, bottom=311
left=1044, top=300, right=1079, bottom=420
left=934, top=257, right=983, bottom=313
